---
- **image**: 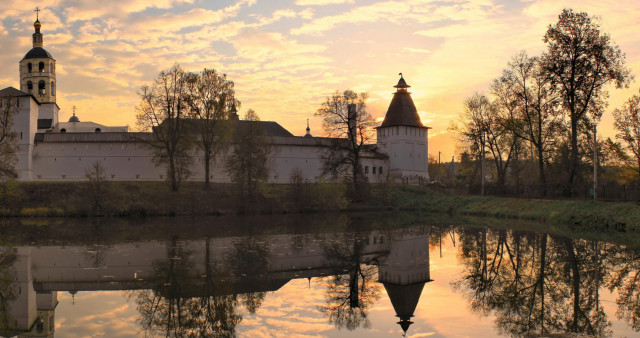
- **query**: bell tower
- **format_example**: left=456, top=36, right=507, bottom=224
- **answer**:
left=19, top=8, right=57, bottom=104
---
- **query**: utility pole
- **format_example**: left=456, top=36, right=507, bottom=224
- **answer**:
left=593, top=125, right=597, bottom=201
left=480, top=131, right=485, bottom=196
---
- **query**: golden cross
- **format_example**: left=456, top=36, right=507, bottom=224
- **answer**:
left=35, top=7, right=41, bottom=20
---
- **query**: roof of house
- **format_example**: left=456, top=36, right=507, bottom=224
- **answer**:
left=0, top=86, right=32, bottom=97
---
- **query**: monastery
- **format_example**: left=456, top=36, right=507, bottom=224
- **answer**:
left=0, top=17, right=430, bottom=184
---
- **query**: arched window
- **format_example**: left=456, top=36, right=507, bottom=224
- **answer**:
left=39, top=62, right=45, bottom=72
left=60, top=128, right=66, bottom=133
left=50, top=63, right=53, bottom=73
left=51, top=81, right=55, bottom=95
left=38, top=80, right=46, bottom=95
left=95, top=128, right=101, bottom=133
left=27, top=81, right=33, bottom=93
left=27, top=63, right=32, bottom=73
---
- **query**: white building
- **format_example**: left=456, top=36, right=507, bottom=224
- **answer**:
left=1, top=17, right=430, bottom=184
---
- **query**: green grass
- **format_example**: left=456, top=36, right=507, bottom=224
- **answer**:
left=389, top=185, right=640, bottom=232
left=2, top=181, right=639, bottom=239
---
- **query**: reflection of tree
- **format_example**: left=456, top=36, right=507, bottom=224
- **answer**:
left=0, top=246, right=17, bottom=335
left=225, top=235, right=269, bottom=314
left=134, top=237, right=198, bottom=337
left=453, top=228, right=612, bottom=336
left=132, top=237, right=243, bottom=337
left=606, top=244, right=640, bottom=330
left=319, top=233, right=381, bottom=330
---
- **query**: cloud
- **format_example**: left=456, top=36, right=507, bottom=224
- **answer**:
left=294, top=0, right=354, bottom=5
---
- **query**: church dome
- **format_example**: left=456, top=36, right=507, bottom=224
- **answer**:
left=34, top=19, right=41, bottom=31
left=68, top=113, right=80, bottom=122
left=23, top=47, right=53, bottom=60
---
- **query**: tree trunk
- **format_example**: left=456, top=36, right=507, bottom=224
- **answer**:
left=569, top=117, right=579, bottom=188
left=204, top=152, right=211, bottom=189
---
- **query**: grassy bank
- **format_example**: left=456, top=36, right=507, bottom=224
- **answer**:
left=1, top=182, right=639, bottom=234
left=393, top=186, right=640, bottom=232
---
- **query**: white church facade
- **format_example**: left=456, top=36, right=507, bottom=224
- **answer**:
left=1, top=18, right=430, bottom=184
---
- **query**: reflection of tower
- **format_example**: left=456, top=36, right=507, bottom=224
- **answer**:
left=22, top=291, right=58, bottom=338
left=378, top=228, right=431, bottom=336
left=4, top=247, right=58, bottom=338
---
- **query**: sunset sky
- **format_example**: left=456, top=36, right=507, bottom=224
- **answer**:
left=1, top=0, right=639, bottom=160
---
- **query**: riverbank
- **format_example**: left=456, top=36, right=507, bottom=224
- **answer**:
left=393, top=186, right=640, bottom=232
left=1, top=182, right=639, bottom=232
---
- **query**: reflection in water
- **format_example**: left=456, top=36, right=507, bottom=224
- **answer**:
left=0, top=246, right=17, bottom=336
left=452, top=228, right=638, bottom=336
left=1, top=218, right=640, bottom=337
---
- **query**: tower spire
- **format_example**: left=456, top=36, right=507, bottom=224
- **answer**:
left=304, top=118, right=312, bottom=137
left=32, top=7, right=43, bottom=47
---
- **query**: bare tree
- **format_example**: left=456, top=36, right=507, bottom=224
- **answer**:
left=613, top=93, right=640, bottom=178
left=0, top=97, right=17, bottom=181
left=315, top=90, right=375, bottom=196
left=184, top=69, right=239, bottom=189
left=456, top=93, right=517, bottom=188
left=541, top=9, right=631, bottom=187
left=136, top=65, right=194, bottom=191
left=494, top=52, right=562, bottom=187
left=225, top=110, right=271, bottom=209
left=85, top=161, right=109, bottom=214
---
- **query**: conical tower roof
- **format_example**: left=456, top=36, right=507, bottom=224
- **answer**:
left=380, top=74, right=422, bottom=128
left=383, top=282, right=426, bottom=335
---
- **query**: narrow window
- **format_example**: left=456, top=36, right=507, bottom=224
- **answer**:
left=27, top=81, right=33, bottom=93
left=51, top=81, right=55, bottom=95
left=38, top=80, right=45, bottom=95
left=39, top=62, right=45, bottom=72
left=365, top=166, right=369, bottom=174
left=28, top=63, right=32, bottom=73
left=373, top=167, right=376, bottom=174
left=379, top=167, right=383, bottom=174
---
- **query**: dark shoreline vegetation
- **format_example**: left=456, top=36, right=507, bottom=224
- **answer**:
left=1, top=181, right=639, bottom=239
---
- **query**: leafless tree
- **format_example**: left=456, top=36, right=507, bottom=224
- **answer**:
left=0, top=97, right=17, bottom=181
left=494, top=52, right=563, bottom=186
left=315, top=90, right=375, bottom=196
left=136, top=64, right=194, bottom=191
left=613, top=93, right=640, bottom=178
left=225, top=110, right=271, bottom=209
left=184, top=69, right=239, bottom=189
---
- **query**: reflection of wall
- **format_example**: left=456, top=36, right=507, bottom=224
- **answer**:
left=4, top=228, right=431, bottom=334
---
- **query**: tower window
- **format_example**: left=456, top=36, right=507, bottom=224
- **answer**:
left=27, top=81, right=33, bottom=93
left=39, top=80, right=45, bottom=95
left=51, top=81, right=55, bottom=95
left=373, top=167, right=376, bottom=174
left=28, top=63, right=32, bottom=73
left=39, top=62, right=45, bottom=72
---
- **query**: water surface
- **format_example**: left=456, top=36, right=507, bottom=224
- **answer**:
left=0, top=215, right=638, bottom=337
